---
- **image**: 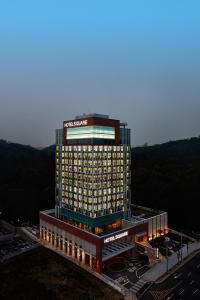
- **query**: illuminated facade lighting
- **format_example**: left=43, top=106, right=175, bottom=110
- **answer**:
left=55, top=114, right=131, bottom=229
left=39, top=113, right=165, bottom=274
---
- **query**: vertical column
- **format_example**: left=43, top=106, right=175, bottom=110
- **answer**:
left=50, top=226, right=52, bottom=244
left=39, top=221, right=42, bottom=240
left=44, top=229, right=47, bottom=241
left=89, top=254, right=92, bottom=268
left=90, top=253, right=92, bottom=269
left=82, top=251, right=85, bottom=264
left=62, top=231, right=65, bottom=252
left=62, top=232, right=64, bottom=251
left=57, top=235, right=60, bottom=249
left=66, top=239, right=68, bottom=254
left=67, top=239, right=70, bottom=255
left=65, top=236, right=68, bottom=254
left=40, top=225, right=42, bottom=240
left=82, top=241, right=85, bottom=264
left=54, top=228, right=57, bottom=247
left=51, top=232, right=54, bottom=246
left=96, top=243, right=102, bottom=274
left=77, top=243, right=80, bottom=262
left=56, top=227, right=59, bottom=248
left=60, top=237, right=63, bottom=251
left=89, top=243, right=93, bottom=268
left=72, top=237, right=75, bottom=258
left=51, top=225, right=54, bottom=246
left=48, top=230, right=51, bottom=243
left=43, top=222, right=46, bottom=241
left=50, top=225, right=52, bottom=246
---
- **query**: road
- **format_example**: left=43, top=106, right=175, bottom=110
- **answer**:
left=140, top=252, right=200, bottom=300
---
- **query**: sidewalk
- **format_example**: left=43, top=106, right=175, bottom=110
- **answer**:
left=142, top=242, right=200, bottom=282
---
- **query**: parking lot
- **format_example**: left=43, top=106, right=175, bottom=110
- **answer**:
left=0, top=235, right=38, bottom=262
left=149, top=232, right=192, bottom=258
left=103, top=254, right=150, bottom=290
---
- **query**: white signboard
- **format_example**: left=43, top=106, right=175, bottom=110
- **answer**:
left=64, top=120, right=88, bottom=128
left=104, top=231, right=128, bottom=244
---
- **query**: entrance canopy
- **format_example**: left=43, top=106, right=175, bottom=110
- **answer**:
left=102, top=240, right=135, bottom=262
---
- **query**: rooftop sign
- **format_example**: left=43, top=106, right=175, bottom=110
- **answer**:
left=64, top=120, right=88, bottom=128
left=104, top=231, right=128, bottom=243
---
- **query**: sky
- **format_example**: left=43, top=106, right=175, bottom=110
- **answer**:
left=0, top=0, right=200, bottom=147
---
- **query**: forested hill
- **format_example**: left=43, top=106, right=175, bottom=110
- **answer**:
left=132, top=137, right=200, bottom=233
left=0, top=137, right=200, bottom=233
left=0, top=140, right=55, bottom=223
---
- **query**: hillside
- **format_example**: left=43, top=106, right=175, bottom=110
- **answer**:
left=132, top=137, right=200, bottom=233
left=0, top=140, right=54, bottom=223
left=0, top=137, right=200, bottom=234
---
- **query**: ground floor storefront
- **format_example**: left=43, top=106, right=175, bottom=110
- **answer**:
left=39, top=210, right=149, bottom=274
left=40, top=218, right=99, bottom=271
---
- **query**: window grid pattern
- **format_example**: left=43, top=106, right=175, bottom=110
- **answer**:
left=56, top=145, right=130, bottom=218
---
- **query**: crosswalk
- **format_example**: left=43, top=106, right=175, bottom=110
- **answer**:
left=149, top=287, right=175, bottom=300
left=130, top=278, right=147, bottom=292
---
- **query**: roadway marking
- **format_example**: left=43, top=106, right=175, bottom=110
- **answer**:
left=173, top=272, right=182, bottom=279
left=150, top=287, right=175, bottom=300
left=136, top=265, right=148, bottom=278
left=193, top=288, right=199, bottom=295
left=178, top=288, right=185, bottom=295
left=189, top=279, right=195, bottom=285
left=149, top=282, right=181, bottom=300
left=166, top=293, right=175, bottom=300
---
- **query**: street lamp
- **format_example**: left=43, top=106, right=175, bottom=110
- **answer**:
left=180, top=230, right=183, bottom=262
left=166, top=247, right=169, bottom=272
left=186, top=240, right=189, bottom=255
left=177, top=248, right=181, bottom=264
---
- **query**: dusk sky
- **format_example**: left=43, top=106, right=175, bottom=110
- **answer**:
left=0, top=0, right=200, bottom=147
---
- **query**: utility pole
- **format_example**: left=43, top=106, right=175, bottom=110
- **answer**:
left=180, top=230, right=183, bottom=262
left=177, top=249, right=180, bottom=264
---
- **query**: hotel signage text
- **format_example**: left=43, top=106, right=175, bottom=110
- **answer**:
left=104, top=231, right=128, bottom=244
left=64, top=120, right=88, bottom=128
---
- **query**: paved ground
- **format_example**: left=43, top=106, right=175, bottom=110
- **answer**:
left=140, top=252, right=200, bottom=300
left=0, top=235, right=38, bottom=262
left=149, top=231, right=192, bottom=259
left=143, top=242, right=200, bottom=282
left=103, top=254, right=150, bottom=292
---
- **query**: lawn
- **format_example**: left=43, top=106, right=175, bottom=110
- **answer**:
left=0, top=246, right=123, bottom=300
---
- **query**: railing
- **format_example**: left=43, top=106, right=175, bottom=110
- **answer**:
left=168, top=228, right=196, bottom=242
left=143, top=241, right=200, bottom=282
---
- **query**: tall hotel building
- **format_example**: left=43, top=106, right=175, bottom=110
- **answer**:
left=40, top=114, right=168, bottom=273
